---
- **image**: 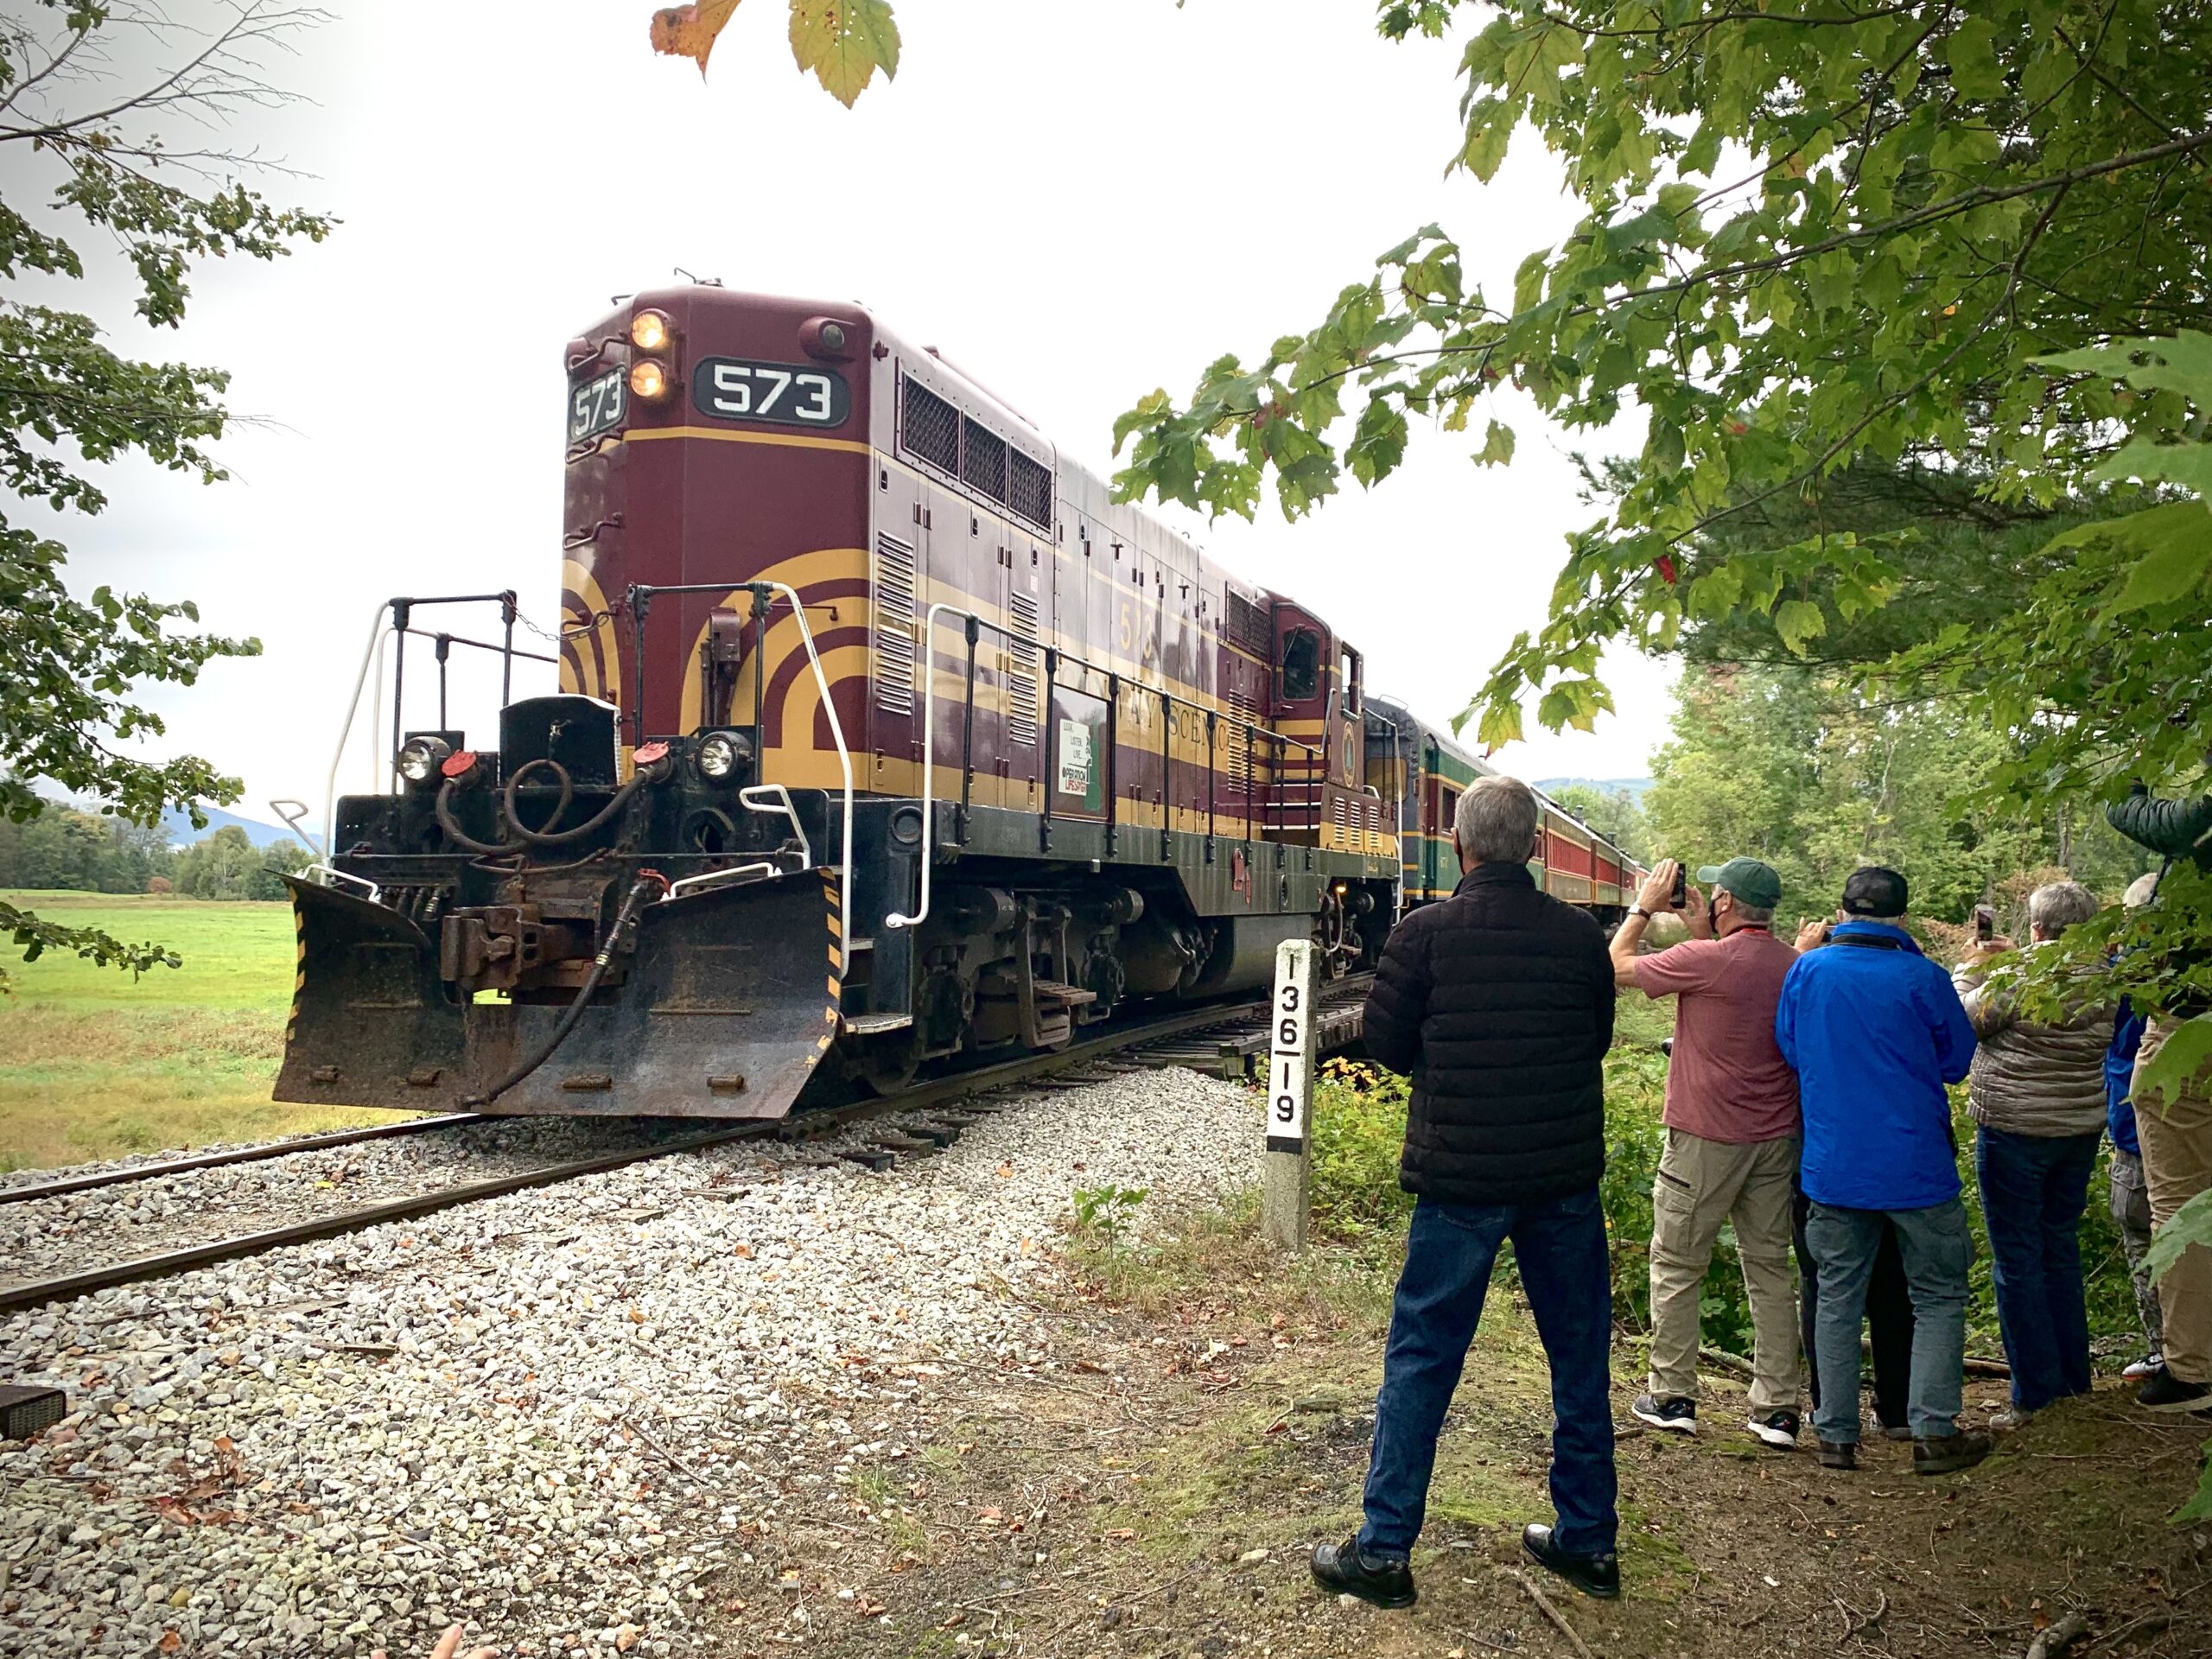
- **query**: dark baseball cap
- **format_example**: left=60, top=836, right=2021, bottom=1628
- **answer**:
left=1840, top=866, right=1910, bottom=918
left=1694, top=858, right=1782, bottom=910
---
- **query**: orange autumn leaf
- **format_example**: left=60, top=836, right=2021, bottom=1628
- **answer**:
left=650, top=0, right=744, bottom=75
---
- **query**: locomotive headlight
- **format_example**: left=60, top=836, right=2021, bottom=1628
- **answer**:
left=630, top=309, right=672, bottom=353
left=628, top=359, right=671, bottom=402
left=396, top=734, right=452, bottom=786
left=696, top=731, right=743, bottom=781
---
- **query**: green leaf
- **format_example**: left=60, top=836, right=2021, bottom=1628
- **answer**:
left=1774, top=600, right=1827, bottom=655
left=788, top=0, right=900, bottom=107
left=1473, top=418, right=1516, bottom=467
left=2146, top=1186, right=2212, bottom=1287
left=2088, top=437, right=2212, bottom=499
left=2056, top=501, right=2212, bottom=619
left=2172, top=1440, right=2212, bottom=1525
left=2138, top=1016, right=2212, bottom=1117
left=1458, top=96, right=1514, bottom=183
left=1942, top=17, right=2005, bottom=101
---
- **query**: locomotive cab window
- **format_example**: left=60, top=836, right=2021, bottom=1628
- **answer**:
left=1339, top=645, right=1363, bottom=715
left=1280, top=626, right=1321, bottom=702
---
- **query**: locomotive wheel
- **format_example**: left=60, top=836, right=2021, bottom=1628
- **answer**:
left=843, top=1030, right=923, bottom=1097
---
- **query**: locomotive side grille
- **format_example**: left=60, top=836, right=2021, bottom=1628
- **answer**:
left=1006, top=589, right=1040, bottom=747
left=1224, top=685, right=1258, bottom=791
left=902, top=378, right=960, bottom=473
left=1007, top=449, right=1052, bottom=531
left=871, top=533, right=919, bottom=716
left=962, top=417, right=1007, bottom=503
left=1224, top=591, right=1271, bottom=658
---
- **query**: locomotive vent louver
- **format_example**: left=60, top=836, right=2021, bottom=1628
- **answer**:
left=899, top=373, right=1052, bottom=533
left=1006, top=588, right=1041, bottom=748
left=872, top=533, right=919, bottom=716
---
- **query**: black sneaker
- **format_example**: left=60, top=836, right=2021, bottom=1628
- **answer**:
left=1913, top=1430, right=1993, bottom=1475
left=1817, top=1439, right=1856, bottom=1470
left=1310, top=1535, right=1415, bottom=1608
left=1746, top=1410, right=1799, bottom=1449
left=1521, top=1522, right=1620, bottom=1600
left=2137, top=1366, right=2212, bottom=1414
left=1631, top=1392, right=1698, bottom=1434
left=1877, top=1420, right=1915, bottom=1442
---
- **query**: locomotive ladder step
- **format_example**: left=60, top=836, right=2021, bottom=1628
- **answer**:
left=842, top=1012, right=915, bottom=1034
left=1031, top=979, right=1099, bottom=1007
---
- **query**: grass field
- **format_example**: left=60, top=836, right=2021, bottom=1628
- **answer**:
left=0, top=891, right=396, bottom=1173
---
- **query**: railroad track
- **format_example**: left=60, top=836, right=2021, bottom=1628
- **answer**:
left=0, top=974, right=1371, bottom=1316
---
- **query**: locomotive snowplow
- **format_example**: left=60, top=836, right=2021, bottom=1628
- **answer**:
left=277, top=846, right=846, bottom=1120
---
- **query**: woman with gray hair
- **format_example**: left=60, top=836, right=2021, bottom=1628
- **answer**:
left=1954, top=880, right=2113, bottom=1426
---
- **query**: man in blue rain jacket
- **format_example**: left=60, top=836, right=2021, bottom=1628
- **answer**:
left=1775, top=866, right=1987, bottom=1476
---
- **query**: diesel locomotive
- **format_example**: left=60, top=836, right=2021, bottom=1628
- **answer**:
left=277, top=284, right=1636, bottom=1121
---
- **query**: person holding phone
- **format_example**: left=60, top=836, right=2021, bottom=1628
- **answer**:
left=1610, top=856, right=1802, bottom=1448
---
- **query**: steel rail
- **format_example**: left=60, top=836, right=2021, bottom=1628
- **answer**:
left=0, top=1115, right=486, bottom=1206
left=0, top=976, right=1371, bottom=1317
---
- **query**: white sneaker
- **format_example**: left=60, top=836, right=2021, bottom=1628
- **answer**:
left=1631, top=1392, right=1699, bottom=1433
left=1989, top=1406, right=2035, bottom=1431
left=2123, top=1352, right=2164, bottom=1381
left=1746, top=1410, right=1801, bottom=1448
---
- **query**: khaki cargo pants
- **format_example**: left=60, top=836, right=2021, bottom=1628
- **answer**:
left=1648, top=1128, right=1802, bottom=1414
left=2134, top=1021, right=2212, bottom=1386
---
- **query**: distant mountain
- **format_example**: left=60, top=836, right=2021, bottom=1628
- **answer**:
left=157, top=804, right=315, bottom=849
left=1535, top=776, right=1655, bottom=803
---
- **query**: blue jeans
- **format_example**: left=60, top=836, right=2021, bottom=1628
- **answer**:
left=1358, top=1191, right=1618, bottom=1560
left=1976, top=1127, right=2099, bottom=1410
left=1805, top=1198, right=1973, bottom=1443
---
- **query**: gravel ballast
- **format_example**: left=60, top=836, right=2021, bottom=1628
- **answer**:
left=0, top=1068, right=1258, bottom=1658
left=0, top=1119, right=721, bottom=1293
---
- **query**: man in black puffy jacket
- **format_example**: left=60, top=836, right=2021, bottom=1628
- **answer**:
left=1311, top=774, right=1620, bottom=1608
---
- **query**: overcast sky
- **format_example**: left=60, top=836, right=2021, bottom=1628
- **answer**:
left=19, top=0, right=1674, bottom=831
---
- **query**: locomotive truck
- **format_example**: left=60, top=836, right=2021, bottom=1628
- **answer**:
left=277, top=285, right=1635, bottom=1122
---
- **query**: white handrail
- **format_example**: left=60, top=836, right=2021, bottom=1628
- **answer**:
left=318, top=602, right=391, bottom=865
left=664, top=861, right=779, bottom=900
left=753, top=579, right=852, bottom=976
left=302, top=864, right=380, bottom=905
left=883, top=600, right=970, bottom=932
left=738, top=783, right=812, bottom=869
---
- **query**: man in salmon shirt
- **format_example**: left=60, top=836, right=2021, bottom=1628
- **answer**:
left=1610, top=856, right=1804, bottom=1448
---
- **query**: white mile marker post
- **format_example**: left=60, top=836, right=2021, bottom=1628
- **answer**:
left=1262, top=937, right=1318, bottom=1255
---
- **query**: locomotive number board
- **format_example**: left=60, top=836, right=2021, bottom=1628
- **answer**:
left=692, top=358, right=851, bottom=429
left=568, top=369, right=625, bottom=444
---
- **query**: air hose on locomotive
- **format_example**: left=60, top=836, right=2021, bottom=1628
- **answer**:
left=461, top=870, right=669, bottom=1109
left=434, top=756, right=655, bottom=857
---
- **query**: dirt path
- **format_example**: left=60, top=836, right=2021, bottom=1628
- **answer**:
left=688, top=1211, right=2212, bottom=1659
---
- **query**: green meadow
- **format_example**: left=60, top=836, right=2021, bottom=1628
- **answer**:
left=0, top=892, right=394, bottom=1172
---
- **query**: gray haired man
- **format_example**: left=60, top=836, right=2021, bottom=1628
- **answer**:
left=1313, top=776, right=1620, bottom=1607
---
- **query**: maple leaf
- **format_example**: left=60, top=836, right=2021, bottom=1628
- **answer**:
left=788, top=0, right=900, bottom=107
left=650, top=0, right=744, bottom=75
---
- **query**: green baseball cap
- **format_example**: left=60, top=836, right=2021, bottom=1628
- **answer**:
left=1695, top=857, right=1782, bottom=910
